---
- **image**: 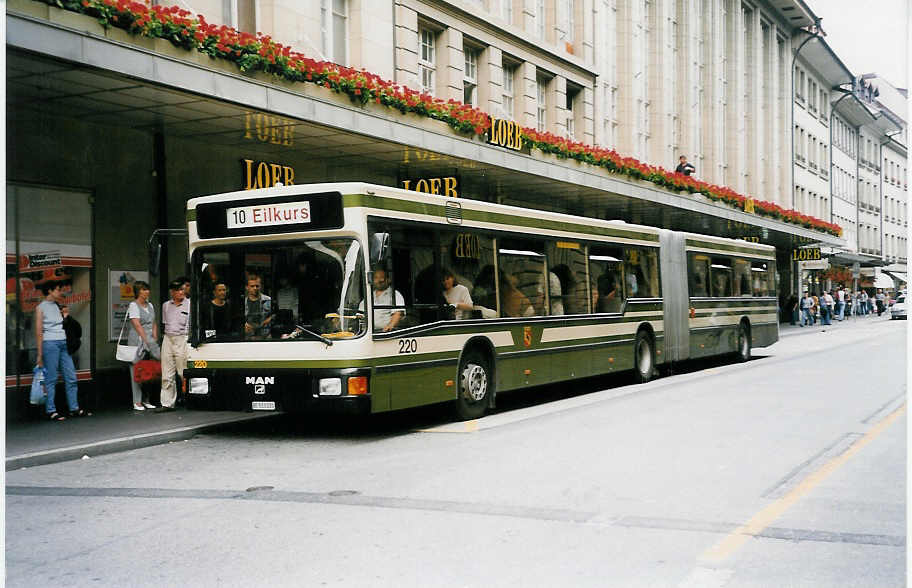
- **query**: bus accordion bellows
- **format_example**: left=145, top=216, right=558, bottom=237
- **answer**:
left=183, top=182, right=778, bottom=419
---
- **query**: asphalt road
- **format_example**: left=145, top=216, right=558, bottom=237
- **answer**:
left=6, top=319, right=907, bottom=587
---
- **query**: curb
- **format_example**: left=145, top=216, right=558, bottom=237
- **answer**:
left=6, top=413, right=278, bottom=470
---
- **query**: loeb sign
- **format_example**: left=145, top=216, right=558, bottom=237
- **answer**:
left=487, top=117, right=524, bottom=151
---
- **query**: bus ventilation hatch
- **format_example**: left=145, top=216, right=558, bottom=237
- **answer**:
left=445, top=201, right=463, bottom=224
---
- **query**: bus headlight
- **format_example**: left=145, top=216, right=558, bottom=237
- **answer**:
left=318, top=378, right=342, bottom=396
left=189, top=378, right=210, bottom=395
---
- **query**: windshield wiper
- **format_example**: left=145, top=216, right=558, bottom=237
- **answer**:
left=294, top=324, right=333, bottom=346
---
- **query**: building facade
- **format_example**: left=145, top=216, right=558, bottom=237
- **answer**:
left=6, top=0, right=904, bottom=413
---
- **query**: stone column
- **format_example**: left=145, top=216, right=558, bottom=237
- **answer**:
left=438, top=27, right=464, bottom=102
left=394, top=5, right=419, bottom=90
left=481, top=45, right=504, bottom=115
left=519, top=61, right=538, bottom=129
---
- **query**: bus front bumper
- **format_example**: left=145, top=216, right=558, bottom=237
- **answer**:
left=182, top=367, right=372, bottom=415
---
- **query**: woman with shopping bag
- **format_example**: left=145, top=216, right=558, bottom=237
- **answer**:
left=124, top=281, right=160, bottom=411
left=35, top=280, right=88, bottom=421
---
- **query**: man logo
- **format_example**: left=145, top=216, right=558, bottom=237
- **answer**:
left=245, top=376, right=275, bottom=385
left=246, top=376, right=274, bottom=394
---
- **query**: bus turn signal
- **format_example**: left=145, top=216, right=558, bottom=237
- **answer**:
left=347, top=376, right=368, bottom=395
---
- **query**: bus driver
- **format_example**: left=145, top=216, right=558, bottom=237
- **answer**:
left=370, top=268, right=405, bottom=332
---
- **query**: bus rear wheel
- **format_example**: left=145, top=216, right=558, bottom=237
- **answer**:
left=454, top=350, right=491, bottom=421
left=634, top=331, right=655, bottom=383
left=736, top=322, right=751, bottom=363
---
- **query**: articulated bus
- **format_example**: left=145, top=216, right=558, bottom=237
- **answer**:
left=183, top=182, right=778, bottom=419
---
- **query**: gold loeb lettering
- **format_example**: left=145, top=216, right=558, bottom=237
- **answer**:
left=244, top=112, right=294, bottom=147
left=400, top=176, right=460, bottom=198
left=487, top=117, right=523, bottom=151
left=454, top=234, right=480, bottom=259
left=792, top=248, right=822, bottom=261
left=242, top=159, right=296, bottom=190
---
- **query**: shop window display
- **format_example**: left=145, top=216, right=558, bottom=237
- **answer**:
left=6, top=185, right=92, bottom=387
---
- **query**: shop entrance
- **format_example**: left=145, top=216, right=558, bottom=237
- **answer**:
left=6, top=184, right=94, bottom=404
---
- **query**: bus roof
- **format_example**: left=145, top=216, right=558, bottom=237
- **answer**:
left=187, top=182, right=775, bottom=253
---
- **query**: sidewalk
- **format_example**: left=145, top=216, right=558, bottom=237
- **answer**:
left=6, top=406, right=277, bottom=471
left=779, top=311, right=895, bottom=337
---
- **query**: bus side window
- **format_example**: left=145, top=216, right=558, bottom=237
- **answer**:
left=546, top=241, right=588, bottom=315
left=688, top=254, right=710, bottom=297
left=498, top=239, right=546, bottom=317
left=733, top=258, right=752, bottom=297
left=710, top=257, right=733, bottom=297
left=589, top=245, right=625, bottom=313
left=751, top=260, right=773, bottom=296
left=441, top=231, right=496, bottom=319
left=624, top=247, right=660, bottom=298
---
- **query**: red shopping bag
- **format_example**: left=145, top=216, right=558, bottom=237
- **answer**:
left=133, top=359, right=162, bottom=383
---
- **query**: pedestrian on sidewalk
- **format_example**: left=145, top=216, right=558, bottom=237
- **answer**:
left=821, top=291, right=834, bottom=326
left=800, top=292, right=813, bottom=326
left=787, top=293, right=799, bottom=325
left=127, top=281, right=159, bottom=411
left=36, top=281, right=88, bottom=421
left=876, top=290, right=885, bottom=316
left=835, top=288, right=845, bottom=321
left=159, top=279, right=190, bottom=412
left=860, top=291, right=869, bottom=316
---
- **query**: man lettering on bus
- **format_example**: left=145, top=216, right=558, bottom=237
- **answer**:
left=370, top=268, right=405, bottom=332
left=244, top=273, right=274, bottom=339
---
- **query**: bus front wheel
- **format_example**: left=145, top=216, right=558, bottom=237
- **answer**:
left=634, top=331, right=655, bottom=383
left=455, top=350, right=491, bottom=421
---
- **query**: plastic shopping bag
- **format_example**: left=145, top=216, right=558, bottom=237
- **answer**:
left=30, top=365, right=47, bottom=405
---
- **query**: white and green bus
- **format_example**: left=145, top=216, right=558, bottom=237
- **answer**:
left=184, top=182, right=778, bottom=419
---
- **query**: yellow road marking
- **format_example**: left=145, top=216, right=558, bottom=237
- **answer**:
left=415, top=419, right=479, bottom=434
left=701, top=403, right=906, bottom=563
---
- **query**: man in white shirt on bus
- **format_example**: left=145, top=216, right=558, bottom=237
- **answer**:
left=370, top=268, right=405, bottom=332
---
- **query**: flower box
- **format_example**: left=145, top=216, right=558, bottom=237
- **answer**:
left=48, top=4, right=106, bottom=37
left=7, top=0, right=49, bottom=20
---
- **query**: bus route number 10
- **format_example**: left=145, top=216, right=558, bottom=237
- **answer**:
left=398, top=339, right=418, bottom=354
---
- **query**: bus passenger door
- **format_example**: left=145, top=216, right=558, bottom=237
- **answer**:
left=659, top=231, right=689, bottom=362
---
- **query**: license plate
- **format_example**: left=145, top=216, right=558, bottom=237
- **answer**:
left=251, top=401, right=276, bottom=411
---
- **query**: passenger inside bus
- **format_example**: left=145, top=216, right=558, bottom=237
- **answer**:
left=243, top=273, right=274, bottom=339
left=501, top=273, right=534, bottom=317
left=594, top=272, right=622, bottom=313
left=472, top=265, right=497, bottom=312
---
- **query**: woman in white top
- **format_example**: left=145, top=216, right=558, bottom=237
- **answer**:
left=127, top=281, right=159, bottom=410
left=442, top=269, right=473, bottom=320
left=35, top=280, right=87, bottom=420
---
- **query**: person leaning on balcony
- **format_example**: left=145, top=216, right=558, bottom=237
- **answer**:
left=675, top=155, right=695, bottom=176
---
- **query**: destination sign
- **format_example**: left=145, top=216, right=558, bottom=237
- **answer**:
left=226, top=201, right=311, bottom=229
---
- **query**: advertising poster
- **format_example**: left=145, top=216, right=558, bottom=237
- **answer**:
left=110, top=270, right=149, bottom=341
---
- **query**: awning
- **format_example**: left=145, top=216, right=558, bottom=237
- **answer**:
left=883, top=271, right=907, bottom=284
left=873, top=274, right=894, bottom=288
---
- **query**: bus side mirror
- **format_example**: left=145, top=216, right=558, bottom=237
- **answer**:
left=149, top=242, right=162, bottom=276
left=370, top=233, right=390, bottom=264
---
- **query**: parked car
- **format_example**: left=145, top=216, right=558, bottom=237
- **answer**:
left=890, top=295, right=906, bottom=320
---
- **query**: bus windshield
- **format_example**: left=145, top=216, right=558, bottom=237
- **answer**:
left=193, top=239, right=366, bottom=342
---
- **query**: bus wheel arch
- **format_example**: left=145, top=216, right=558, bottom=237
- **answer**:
left=453, top=337, right=496, bottom=421
left=736, top=318, right=751, bottom=362
left=634, top=324, right=656, bottom=383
